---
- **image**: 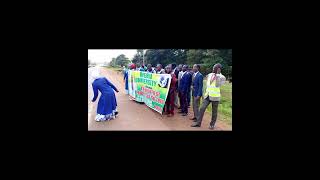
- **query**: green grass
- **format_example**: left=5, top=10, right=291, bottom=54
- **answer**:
left=197, top=80, right=232, bottom=126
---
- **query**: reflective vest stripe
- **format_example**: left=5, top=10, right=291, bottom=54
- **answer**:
left=205, top=73, right=221, bottom=98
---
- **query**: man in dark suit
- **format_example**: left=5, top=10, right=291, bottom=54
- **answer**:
left=178, top=65, right=192, bottom=116
left=190, top=64, right=203, bottom=121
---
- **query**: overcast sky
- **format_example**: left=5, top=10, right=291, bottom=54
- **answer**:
left=88, top=49, right=138, bottom=63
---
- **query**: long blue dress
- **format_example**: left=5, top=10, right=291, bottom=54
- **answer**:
left=92, top=77, right=118, bottom=119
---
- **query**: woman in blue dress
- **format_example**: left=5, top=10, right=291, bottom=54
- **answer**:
left=91, top=70, right=119, bottom=122
left=124, top=66, right=129, bottom=94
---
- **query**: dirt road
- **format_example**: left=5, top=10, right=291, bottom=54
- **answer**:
left=88, top=67, right=232, bottom=131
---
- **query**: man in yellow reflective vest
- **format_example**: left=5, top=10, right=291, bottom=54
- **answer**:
left=191, top=63, right=226, bottom=129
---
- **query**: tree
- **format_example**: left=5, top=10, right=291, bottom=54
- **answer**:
left=183, top=49, right=232, bottom=79
left=200, top=49, right=230, bottom=77
left=132, top=53, right=141, bottom=64
left=115, top=54, right=130, bottom=67
left=219, top=49, right=232, bottom=66
left=109, top=58, right=117, bottom=67
left=144, top=49, right=156, bottom=66
left=172, top=49, right=188, bottom=65
left=132, top=49, right=144, bottom=65
left=137, top=49, right=143, bottom=58
left=144, top=49, right=173, bottom=66
left=186, top=49, right=206, bottom=65
left=141, top=49, right=232, bottom=80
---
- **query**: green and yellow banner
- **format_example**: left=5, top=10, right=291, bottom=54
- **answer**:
left=128, top=70, right=171, bottom=114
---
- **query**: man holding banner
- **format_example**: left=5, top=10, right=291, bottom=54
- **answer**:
left=128, top=63, right=136, bottom=100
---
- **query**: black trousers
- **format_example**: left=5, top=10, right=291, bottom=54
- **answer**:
left=196, top=97, right=219, bottom=127
left=187, top=88, right=191, bottom=106
left=179, top=91, right=188, bottom=113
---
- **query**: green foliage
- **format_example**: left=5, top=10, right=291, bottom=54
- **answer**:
left=186, top=49, right=205, bottom=65
left=132, top=49, right=144, bottom=64
left=111, top=49, right=232, bottom=79
left=109, top=54, right=130, bottom=67
left=144, top=49, right=187, bottom=66
left=198, top=49, right=232, bottom=79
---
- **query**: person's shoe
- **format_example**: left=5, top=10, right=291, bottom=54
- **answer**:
left=191, top=123, right=201, bottom=127
left=182, top=113, right=188, bottom=116
left=209, top=125, right=215, bottom=130
left=115, top=111, right=119, bottom=116
left=167, top=114, right=173, bottom=117
left=189, top=117, right=197, bottom=120
left=178, top=107, right=181, bottom=109
left=163, top=112, right=169, bottom=115
left=193, top=120, right=198, bottom=122
left=178, top=111, right=184, bottom=114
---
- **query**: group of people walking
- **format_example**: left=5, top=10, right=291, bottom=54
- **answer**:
left=123, top=62, right=226, bottom=129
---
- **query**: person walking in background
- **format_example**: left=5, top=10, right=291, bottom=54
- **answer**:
left=135, top=63, right=140, bottom=71
left=156, top=64, right=165, bottom=74
left=142, top=64, right=147, bottom=71
left=176, top=64, right=183, bottom=109
left=171, top=63, right=177, bottom=75
left=172, top=63, right=179, bottom=107
left=135, top=63, right=144, bottom=71
left=174, top=64, right=181, bottom=82
left=122, top=66, right=126, bottom=75
left=178, top=65, right=192, bottom=116
left=191, top=63, right=226, bottom=129
left=124, top=65, right=129, bottom=94
left=128, top=63, right=136, bottom=101
left=139, top=64, right=145, bottom=71
left=146, top=64, right=156, bottom=73
left=187, top=67, right=193, bottom=108
left=91, top=69, right=119, bottom=122
left=189, top=64, right=203, bottom=122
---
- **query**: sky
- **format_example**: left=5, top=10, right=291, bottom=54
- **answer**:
left=88, top=49, right=138, bottom=63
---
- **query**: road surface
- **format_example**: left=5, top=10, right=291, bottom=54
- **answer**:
left=88, top=67, right=232, bottom=131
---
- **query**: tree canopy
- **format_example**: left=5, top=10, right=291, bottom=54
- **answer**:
left=143, top=49, right=232, bottom=78
left=108, top=49, right=232, bottom=79
left=109, top=54, right=130, bottom=67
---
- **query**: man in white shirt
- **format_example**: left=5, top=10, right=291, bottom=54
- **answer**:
left=175, top=64, right=183, bottom=108
left=156, top=64, right=165, bottom=74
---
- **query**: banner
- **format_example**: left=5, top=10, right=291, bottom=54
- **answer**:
left=128, top=70, right=171, bottom=114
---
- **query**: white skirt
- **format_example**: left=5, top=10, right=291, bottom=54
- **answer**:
left=95, top=109, right=118, bottom=122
